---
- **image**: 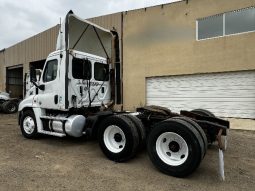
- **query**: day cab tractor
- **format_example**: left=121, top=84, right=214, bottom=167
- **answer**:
left=0, top=91, right=19, bottom=114
left=18, top=11, right=229, bottom=178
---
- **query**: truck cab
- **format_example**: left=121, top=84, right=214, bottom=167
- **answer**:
left=30, top=50, right=110, bottom=111
left=21, top=11, right=115, bottom=112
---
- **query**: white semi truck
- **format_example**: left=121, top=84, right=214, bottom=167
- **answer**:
left=0, top=91, right=19, bottom=113
left=19, top=11, right=229, bottom=178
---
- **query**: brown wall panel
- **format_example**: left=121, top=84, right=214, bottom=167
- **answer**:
left=123, top=0, right=255, bottom=110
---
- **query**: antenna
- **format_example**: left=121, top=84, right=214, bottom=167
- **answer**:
left=60, top=17, right=62, bottom=32
left=59, top=17, right=63, bottom=50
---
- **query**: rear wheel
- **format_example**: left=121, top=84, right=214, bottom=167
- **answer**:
left=147, top=119, right=203, bottom=177
left=2, top=100, right=18, bottom=114
left=173, top=117, right=208, bottom=156
left=121, top=114, right=146, bottom=150
left=20, top=110, right=38, bottom=139
left=191, top=109, right=218, bottom=143
left=98, top=115, right=139, bottom=162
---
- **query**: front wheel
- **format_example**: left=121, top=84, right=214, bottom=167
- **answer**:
left=20, top=110, right=38, bottom=139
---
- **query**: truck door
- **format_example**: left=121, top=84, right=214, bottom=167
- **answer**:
left=36, top=55, right=64, bottom=110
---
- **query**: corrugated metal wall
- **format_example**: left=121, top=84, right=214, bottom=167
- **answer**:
left=1, top=25, right=59, bottom=92
left=4, top=25, right=59, bottom=68
left=0, top=51, right=4, bottom=90
left=88, top=13, right=122, bottom=36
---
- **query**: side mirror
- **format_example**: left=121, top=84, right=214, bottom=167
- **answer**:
left=36, top=69, right=42, bottom=81
left=38, top=84, right=45, bottom=91
left=30, top=66, right=37, bottom=82
left=29, top=67, right=45, bottom=91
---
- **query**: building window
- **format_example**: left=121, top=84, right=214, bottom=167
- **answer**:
left=197, top=7, right=255, bottom=40
left=197, top=14, right=223, bottom=40
left=225, top=8, right=255, bottom=35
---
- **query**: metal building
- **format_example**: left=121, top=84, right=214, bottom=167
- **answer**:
left=1, top=0, right=255, bottom=118
left=0, top=26, right=59, bottom=98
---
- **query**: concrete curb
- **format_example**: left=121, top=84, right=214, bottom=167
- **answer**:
left=224, top=118, right=255, bottom=131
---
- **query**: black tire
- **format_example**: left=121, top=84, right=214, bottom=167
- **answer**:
left=147, top=119, right=203, bottom=177
left=98, top=115, right=139, bottom=162
left=0, top=100, right=4, bottom=112
left=20, top=110, right=39, bottom=139
left=149, top=105, right=172, bottom=115
left=173, top=117, right=208, bottom=157
left=2, top=100, right=18, bottom=114
left=167, top=118, right=205, bottom=165
left=121, top=114, right=146, bottom=150
left=191, top=109, right=215, bottom=117
left=191, top=109, right=216, bottom=143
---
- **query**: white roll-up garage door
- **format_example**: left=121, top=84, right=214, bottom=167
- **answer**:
left=146, top=71, right=255, bottom=118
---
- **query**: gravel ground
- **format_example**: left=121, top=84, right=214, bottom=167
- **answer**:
left=0, top=114, right=254, bottom=191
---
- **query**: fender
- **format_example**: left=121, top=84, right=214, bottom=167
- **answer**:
left=18, top=95, right=36, bottom=112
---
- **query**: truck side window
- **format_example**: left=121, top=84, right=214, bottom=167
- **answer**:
left=94, top=62, right=109, bottom=81
left=72, top=57, right=92, bottom=80
left=43, top=60, right=58, bottom=82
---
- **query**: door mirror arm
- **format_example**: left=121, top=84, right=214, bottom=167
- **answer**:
left=31, top=81, right=45, bottom=91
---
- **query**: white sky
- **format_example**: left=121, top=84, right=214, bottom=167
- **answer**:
left=0, top=0, right=180, bottom=50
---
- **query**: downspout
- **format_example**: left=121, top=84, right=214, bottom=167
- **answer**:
left=111, top=31, right=121, bottom=105
left=120, top=12, right=124, bottom=106
left=1, top=49, right=6, bottom=92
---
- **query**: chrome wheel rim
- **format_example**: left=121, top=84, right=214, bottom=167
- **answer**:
left=23, top=116, right=35, bottom=134
left=104, top=125, right=126, bottom=153
left=156, top=132, right=189, bottom=166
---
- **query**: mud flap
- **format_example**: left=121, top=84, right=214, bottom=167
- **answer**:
left=218, top=149, right=225, bottom=181
left=217, top=129, right=225, bottom=181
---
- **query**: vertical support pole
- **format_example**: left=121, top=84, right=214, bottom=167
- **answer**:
left=196, top=20, right=198, bottom=40
left=223, top=13, right=226, bottom=36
